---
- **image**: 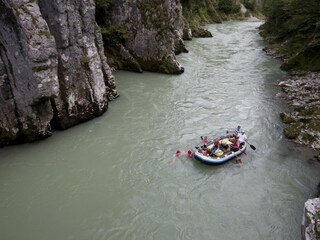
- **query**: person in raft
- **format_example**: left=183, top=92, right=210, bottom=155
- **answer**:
left=201, top=146, right=209, bottom=155
left=234, top=125, right=241, bottom=136
left=213, top=148, right=224, bottom=157
left=229, top=136, right=240, bottom=151
left=201, top=136, right=209, bottom=147
left=238, top=131, right=247, bottom=147
left=219, top=138, right=233, bottom=152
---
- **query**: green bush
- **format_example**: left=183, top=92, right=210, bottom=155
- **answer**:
left=100, top=25, right=128, bottom=46
left=218, top=0, right=234, bottom=13
left=96, top=0, right=109, bottom=8
left=95, top=0, right=110, bottom=25
left=244, top=0, right=256, bottom=11
left=262, top=0, right=320, bottom=71
left=217, top=0, right=241, bottom=14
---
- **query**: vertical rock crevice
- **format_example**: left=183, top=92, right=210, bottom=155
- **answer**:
left=37, top=0, right=119, bottom=129
left=0, top=0, right=56, bottom=144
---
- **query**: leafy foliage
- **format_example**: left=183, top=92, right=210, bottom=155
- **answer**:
left=218, top=0, right=239, bottom=14
left=261, top=0, right=320, bottom=71
left=100, top=25, right=128, bottom=47
left=95, top=0, right=110, bottom=25
left=243, top=0, right=256, bottom=11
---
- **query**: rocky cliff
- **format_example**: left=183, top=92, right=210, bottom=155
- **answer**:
left=301, top=198, right=320, bottom=240
left=95, top=0, right=265, bottom=74
left=0, top=0, right=118, bottom=146
left=96, top=0, right=187, bottom=74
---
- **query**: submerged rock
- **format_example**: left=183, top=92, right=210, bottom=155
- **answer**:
left=280, top=112, right=296, bottom=124
left=192, top=28, right=213, bottom=38
left=283, top=123, right=301, bottom=139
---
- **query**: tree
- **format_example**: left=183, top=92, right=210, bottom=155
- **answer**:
left=218, top=0, right=234, bottom=14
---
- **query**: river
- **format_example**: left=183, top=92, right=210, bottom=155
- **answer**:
left=0, top=21, right=319, bottom=240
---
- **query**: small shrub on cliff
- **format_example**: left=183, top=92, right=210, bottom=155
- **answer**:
left=101, top=25, right=128, bottom=47
left=243, top=0, right=256, bottom=11
left=218, top=0, right=239, bottom=14
left=95, top=0, right=110, bottom=25
left=218, top=0, right=233, bottom=13
left=261, top=0, right=320, bottom=71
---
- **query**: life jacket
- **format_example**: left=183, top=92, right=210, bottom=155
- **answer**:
left=214, top=149, right=224, bottom=157
left=220, top=138, right=232, bottom=146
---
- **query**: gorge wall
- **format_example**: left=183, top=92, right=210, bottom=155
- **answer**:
left=261, top=1, right=320, bottom=238
left=1, top=0, right=216, bottom=146
left=261, top=0, right=320, bottom=156
left=0, top=0, right=194, bottom=146
left=96, top=0, right=188, bottom=74
left=96, top=0, right=264, bottom=74
left=0, top=0, right=118, bottom=146
left=0, top=0, right=270, bottom=146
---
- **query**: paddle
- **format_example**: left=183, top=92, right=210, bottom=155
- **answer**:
left=240, top=150, right=247, bottom=155
left=245, top=140, right=256, bottom=151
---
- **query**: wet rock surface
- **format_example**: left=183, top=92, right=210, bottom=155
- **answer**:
left=0, top=0, right=57, bottom=144
left=301, top=198, right=320, bottom=240
left=38, top=0, right=118, bottom=129
left=99, top=0, right=187, bottom=74
left=278, top=73, right=320, bottom=157
left=0, top=0, right=118, bottom=146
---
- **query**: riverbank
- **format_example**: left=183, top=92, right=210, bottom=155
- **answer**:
left=277, top=71, right=320, bottom=239
left=277, top=72, right=320, bottom=161
left=263, top=45, right=320, bottom=161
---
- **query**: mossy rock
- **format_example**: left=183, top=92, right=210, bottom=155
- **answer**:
left=280, top=112, right=296, bottom=124
left=159, top=56, right=184, bottom=74
left=294, top=106, right=306, bottom=113
left=301, top=132, right=316, bottom=143
left=296, top=106, right=320, bottom=118
left=283, top=123, right=301, bottom=139
left=282, top=45, right=320, bottom=72
left=316, top=210, right=320, bottom=239
left=306, top=120, right=320, bottom=132
left=128, top=55, right=184, bottom=74
left=0, top=127, right=18, bottom=146
left=309, top=107, right=320, bottom=119
left=192, top=27, right=213, bottom=38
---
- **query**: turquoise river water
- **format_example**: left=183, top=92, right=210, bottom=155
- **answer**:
left=0, top=21, right=319, bottom=240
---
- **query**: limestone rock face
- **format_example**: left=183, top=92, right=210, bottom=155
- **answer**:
left=0, top=0, right=118, bottom=146
left=301, top=198, right=320, bottom=240
left=103, top=0, right=187, bottom=74
left=38, top=0, right=118, bottom=129
left=0, top=0, right=58, bottom=144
